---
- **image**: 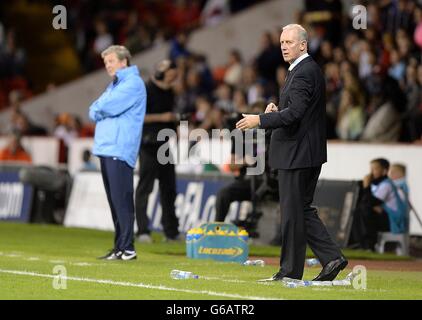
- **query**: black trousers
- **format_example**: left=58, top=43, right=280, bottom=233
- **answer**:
left=278, top=166, right=342, bottom=279
left=215, top=179, right=252, bottom=222
left=135, top=145, right=179, bottom=238
left=100, top=157, right=135, bottom=252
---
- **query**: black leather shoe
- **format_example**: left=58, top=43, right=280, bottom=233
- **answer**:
left=269, top=271, right=286, bottom=281
left=312, top=257, right=348, bottom=281
left=257, top=270, right=286, bottom=282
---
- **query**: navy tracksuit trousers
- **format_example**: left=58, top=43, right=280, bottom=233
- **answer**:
left=100, top=157, right=135, bottom=252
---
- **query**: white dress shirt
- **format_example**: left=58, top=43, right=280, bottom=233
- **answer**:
left=288, top=52, right=310, bottom=72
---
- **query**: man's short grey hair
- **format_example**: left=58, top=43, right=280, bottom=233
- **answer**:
left=101, top=45, right=131, bottom=65
left=282, top=24, right=308, bottom=42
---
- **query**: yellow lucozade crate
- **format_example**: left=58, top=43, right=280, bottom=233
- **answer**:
left=186, top=222, right=249, bottom=263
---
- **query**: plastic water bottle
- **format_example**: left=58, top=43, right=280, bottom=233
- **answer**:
left=284, top=282, right=301, bottom=288
left=332, top=279, right=351, bottom=286
left=345, top=271, right=357, bottom=281
left=305, top=258, right=320, bottom=267
left=243, top=259, right=265, bottom=266
left=282, top=278, right=312, bottom=288
left=170, top=270, right=199, bottom=280
left=310, top=281, right=333, bottom=286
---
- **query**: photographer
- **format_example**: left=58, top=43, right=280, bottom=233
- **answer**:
left=0, top=132, right=32, bottom=163
left=135, top=59, right=181, bottom=243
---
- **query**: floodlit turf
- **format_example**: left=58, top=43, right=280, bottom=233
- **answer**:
left=0, top=222, right=421, bottom=300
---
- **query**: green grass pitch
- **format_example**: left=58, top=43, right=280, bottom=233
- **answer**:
left=0, top=223, right=421, bottom=300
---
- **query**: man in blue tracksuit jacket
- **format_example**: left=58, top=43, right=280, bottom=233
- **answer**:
left=89, top=45, right=146, bottom=261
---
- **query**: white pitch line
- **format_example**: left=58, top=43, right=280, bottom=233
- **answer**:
left=48, top=260, right=65, bottom=264
left=71, top=262, right=93, bottom=267
left=0, top=269, right=280, bottom=300
left=1, top=252, right=270, bottom=285
left=200, top=276, right=249, bottom=284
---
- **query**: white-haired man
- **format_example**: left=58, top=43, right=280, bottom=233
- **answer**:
left=237, top=24, right=347, bottom=281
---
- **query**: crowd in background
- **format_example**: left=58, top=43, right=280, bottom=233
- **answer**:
left=167, top=0, right=422, bottom=144
left=0, top=0, right=262, bottom=110
left=0, top=22, right=30, bottom=111
left=61, top=0, right=260, bottom=72
left=2, top=0, right=422, bottom=165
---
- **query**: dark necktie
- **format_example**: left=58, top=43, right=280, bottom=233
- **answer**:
left=279, top=69, right=292, bottom=100
left=285, top=69, right=291, bottom=82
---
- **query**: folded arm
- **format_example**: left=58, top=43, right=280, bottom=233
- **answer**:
left=89, top=79, right=144, bottom=122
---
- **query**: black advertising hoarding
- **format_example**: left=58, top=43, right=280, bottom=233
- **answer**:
left=0, top=171, right=33, bottom=222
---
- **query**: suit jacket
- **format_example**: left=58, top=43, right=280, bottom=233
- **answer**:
left=259, top=56, right=327, bottom=170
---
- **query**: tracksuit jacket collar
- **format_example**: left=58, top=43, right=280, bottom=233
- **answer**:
left=113, top=65, right=139, bottom=84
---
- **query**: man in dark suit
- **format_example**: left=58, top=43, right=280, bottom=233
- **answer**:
left=237, top=24, right=347, bottom=281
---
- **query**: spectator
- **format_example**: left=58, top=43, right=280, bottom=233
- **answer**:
left=214, top=82, right=234, bottom=113
left=9, top=111, right=47, bottom=136
left=350, top=158, right=407, bottom=251
left=53, top=113, right=79, bottom=148
left=317, top=40, right=334, bottom=67
left=119, top=11, right=140, bottom=45
left=232, top=89, right=249, bottom=115
left=389, top=163, right=409, bottom=199
left=0, top=132, right=32, bottom=163
left=388, top=48, right=406, bottom=83
left=396, top=28, right=413, bottom=61
left=194, top=95, right=222, bottom=131
left=325, top=63, right=342, bottom=138
left=379, top=33, right=395, bottom=74
left=192, top=54, right=215, bottom=93
left=8, top=89, right=23, bottom=112
left=241, top=65, right=264, bottom=105
left=54, top=113, right=79, bottom=163
left=342, top=71, right=366, bottom=108
left=255, top=31, right=283, bottom=83
left=336, top=89, right=365, bottom=140
left=358, top=41, right=376, bottom=80
left=402, top=65, right=422, bottom=141
left=169, top=32, right=191, bottom=62
left=0, top=29, right=26, bottom=78
left=361, top=77, right=405, bottom=142
left=120, top=11, right=152, bottom=54
left=389, top=163, right=410, bottom=231
left=223, top=49, right=243, bottom=87
left=343, top=32, right=360, bottom=63
left=93, top=20, right=113, bottom=56
left=185, top=67, right=210, bottom=112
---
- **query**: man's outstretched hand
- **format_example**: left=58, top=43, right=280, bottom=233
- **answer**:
left=236, top=103, right=278, bottom=130
left=236, top=114, right=260, bottom=131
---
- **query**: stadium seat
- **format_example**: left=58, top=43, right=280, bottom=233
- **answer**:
left=376, top=232, right=409, bottom=256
